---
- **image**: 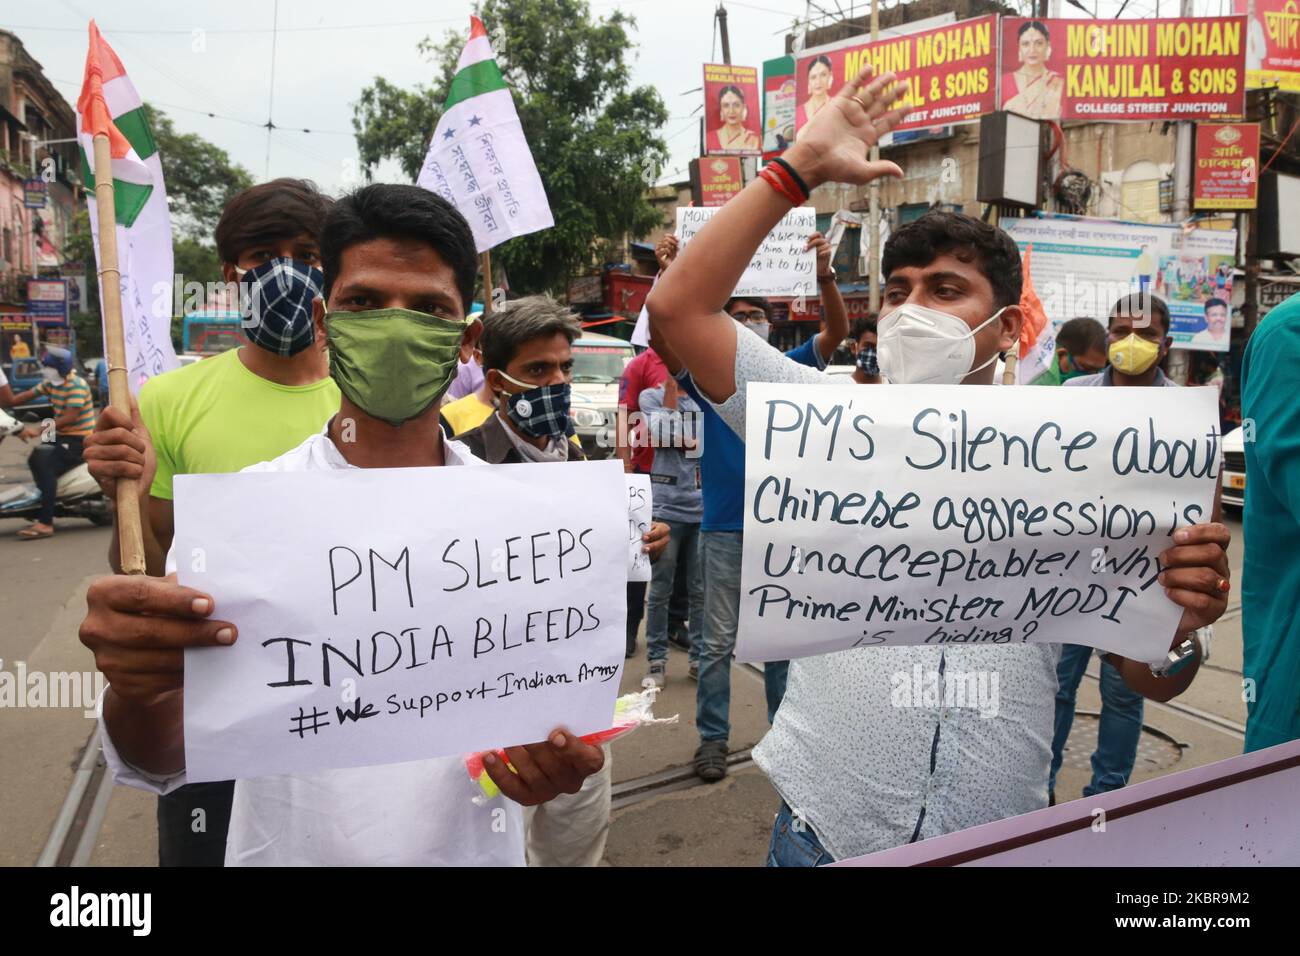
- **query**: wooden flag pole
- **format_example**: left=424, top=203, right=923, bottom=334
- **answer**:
left=92, top=132, right=147, bottom=575
left=1001, top=350, right=1018, bottom=386
left=481, top=250, right=493, bottom=314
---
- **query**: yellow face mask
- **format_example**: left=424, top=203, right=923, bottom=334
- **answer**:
left=1108, top=333, right=1161, bottom=375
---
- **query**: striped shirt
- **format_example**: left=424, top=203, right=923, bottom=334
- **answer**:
left=36, top=372, right=95, bottom=436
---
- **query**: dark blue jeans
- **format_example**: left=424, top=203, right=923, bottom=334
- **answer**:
left=696, top=531, right=788, bottom=742
left=1051, top=643, right=1145, bottom=799
left=645, top=519, right=702, bottom=665
left=766, top=801, right=834, bottom=867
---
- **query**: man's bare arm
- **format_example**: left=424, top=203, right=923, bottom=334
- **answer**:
left=647, top=66, right=906, bottom=405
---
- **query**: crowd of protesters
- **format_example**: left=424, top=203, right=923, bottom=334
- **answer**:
left=64, top=64, right=1295, bottom=868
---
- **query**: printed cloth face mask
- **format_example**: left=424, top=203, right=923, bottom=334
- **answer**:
left=325, top=307, right=469, bottom=425
left=856, top=344, right=880, bottom=376
left=1108, top=333, right=1161, bottom=376
left=877, top=302, right=1007, bottom=385
left=238, top=257, right=325, bottom=357
left=495, top=371, right=575, bottom=440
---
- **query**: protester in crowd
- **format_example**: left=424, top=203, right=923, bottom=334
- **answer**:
left=1049, top=295, right=1221, bottom=803
left=444, top=316, right=487, bottom=402
left=1028, top=316, right=1108, bottom=386
left=848, top=315, right=881, bottom=384
left=7, top=346, right=95, bottom=539
left=618, top=234, right=691, bottom=660
left=652, top=228, right=847, bottom=783
left=80, top=178, right=338, bottom=867
left=78, top=184, right=606, bottom=866
left=440, top=345, right=495, bottom=435
left=457, top=295, right=665, bottom=866
left=1240, top=290, right=1300, bottom=752
left=639, top=373, right=703, bottom=687
left=646, top=65, right=1232, bottom=864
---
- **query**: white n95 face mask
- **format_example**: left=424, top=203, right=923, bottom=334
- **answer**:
left=877, top=302, right=1007, bottom=385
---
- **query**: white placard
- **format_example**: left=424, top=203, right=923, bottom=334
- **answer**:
left=739, top=383, right=1220, bottom=664
left=175, top=461, right=628, bottom=782
left=626, top=473, right=653, bottom=582
left=676, top=205, right=817, bottom=299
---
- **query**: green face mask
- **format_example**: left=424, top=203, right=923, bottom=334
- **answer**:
left=325, top=307, right=468, bottom=426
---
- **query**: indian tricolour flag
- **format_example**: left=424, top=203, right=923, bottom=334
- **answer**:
left=1016, top=244, right=1057, bottom=384
left=417, top=16, right=553, bottom=252
left=76, top=21, right=178, bottom=392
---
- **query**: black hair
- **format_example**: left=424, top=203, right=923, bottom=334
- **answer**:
left=1108, top=292, right=1171, bottom=336
left=321, top=184, right=477, bottom=308
left=881, top=210, right=1023, bottom=310
left=215, top=178, right=332, bottom=265
left=1056, top=317, right=1107, bottom=355
left=725, top=296, right=771, bottom=322
left=1019, top=20, right=1050, bottom=41
left=479, top=295, right=584, bottom=373
left=718, top=84, right=746, bottom=107
left=1204, top=297, right=1229, bottom=313
left=850, top=315, right=877, bottom=341
left=807, top=55, right=832, bottom=76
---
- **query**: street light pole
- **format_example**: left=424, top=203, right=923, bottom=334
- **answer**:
left=867, top=0, right=881, bottom=313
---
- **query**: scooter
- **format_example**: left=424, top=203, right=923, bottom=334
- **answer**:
left=0, top=407, right=112, bottom=527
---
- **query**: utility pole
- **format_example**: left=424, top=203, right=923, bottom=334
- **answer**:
left=1243, top=0, right=1262, bottom=343
left=867, top=0, right=881, bottom=312
left=1166, top=0, right=1196, bottom=384
left=1171, top=0, right=1196, bottom=225
left=717, top=4, right=732, bottom=65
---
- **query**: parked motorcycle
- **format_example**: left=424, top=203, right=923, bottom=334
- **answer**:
left=0, top=407, right=112, bottom=527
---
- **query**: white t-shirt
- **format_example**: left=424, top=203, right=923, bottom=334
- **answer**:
left=0, top=364, right=8, bottom=388
left=99, top=429, right=527, bottom=866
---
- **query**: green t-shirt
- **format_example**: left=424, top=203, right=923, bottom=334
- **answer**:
left=1240, top=291, right=1300, bottom=752
left=140, top=348, right=340, bottom=500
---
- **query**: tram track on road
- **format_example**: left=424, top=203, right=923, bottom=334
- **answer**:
left=611, top=661, right=767, bottom=812
left=37, top=727, right=113, bottom=866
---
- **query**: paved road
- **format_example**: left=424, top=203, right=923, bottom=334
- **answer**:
left=0, top=421, right=1257, bottom=865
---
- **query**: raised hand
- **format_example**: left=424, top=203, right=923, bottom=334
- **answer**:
left=784, top=65, right=911, bottom=190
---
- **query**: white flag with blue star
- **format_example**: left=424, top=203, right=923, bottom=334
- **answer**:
left=417, top=16, right=553, bottom=253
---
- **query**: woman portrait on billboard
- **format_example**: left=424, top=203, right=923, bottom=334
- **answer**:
left=706, top=83, right=761, bottom=153
left=796, top=55, right=834, bottom=129
left=1002, top=20, right=1063, bottom=121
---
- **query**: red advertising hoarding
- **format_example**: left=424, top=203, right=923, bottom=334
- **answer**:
left=703, top=63, right=762, bottom=156
left=1001, top=17, right=1246, bottom=122
left=1194, top=122, right=1260, bottom=209
left=691, top=156, right=744, bottom=207
left=795, top=15, right=998, bottom=136
left=1236, top=0, right=1300, bottom=91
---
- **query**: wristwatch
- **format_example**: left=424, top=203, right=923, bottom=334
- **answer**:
left=817, top=269, right=836, bottom=282
left=1149, top=634, right=1201, bottom=678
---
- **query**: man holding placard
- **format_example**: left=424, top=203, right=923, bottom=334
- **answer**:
left=79, top=185, right=608, bottom=866
left=457, top=294, right=669, bottom=866
left=647, top=64, right=1232, bottom=864
left=651, top=230, right=847, bottom=783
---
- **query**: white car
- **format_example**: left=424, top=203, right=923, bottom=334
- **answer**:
left=1221, top=425, right=1245, bottom=510
left=569, top=332, right=637, bottom=459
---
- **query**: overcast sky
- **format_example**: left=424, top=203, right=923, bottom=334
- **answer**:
left=12, top=0, right=1204, bottom=195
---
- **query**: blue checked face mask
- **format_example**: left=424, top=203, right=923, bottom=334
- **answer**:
left=495, top=370, right=575, bottom=441
left=238, top=257, right=325, bottom=357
